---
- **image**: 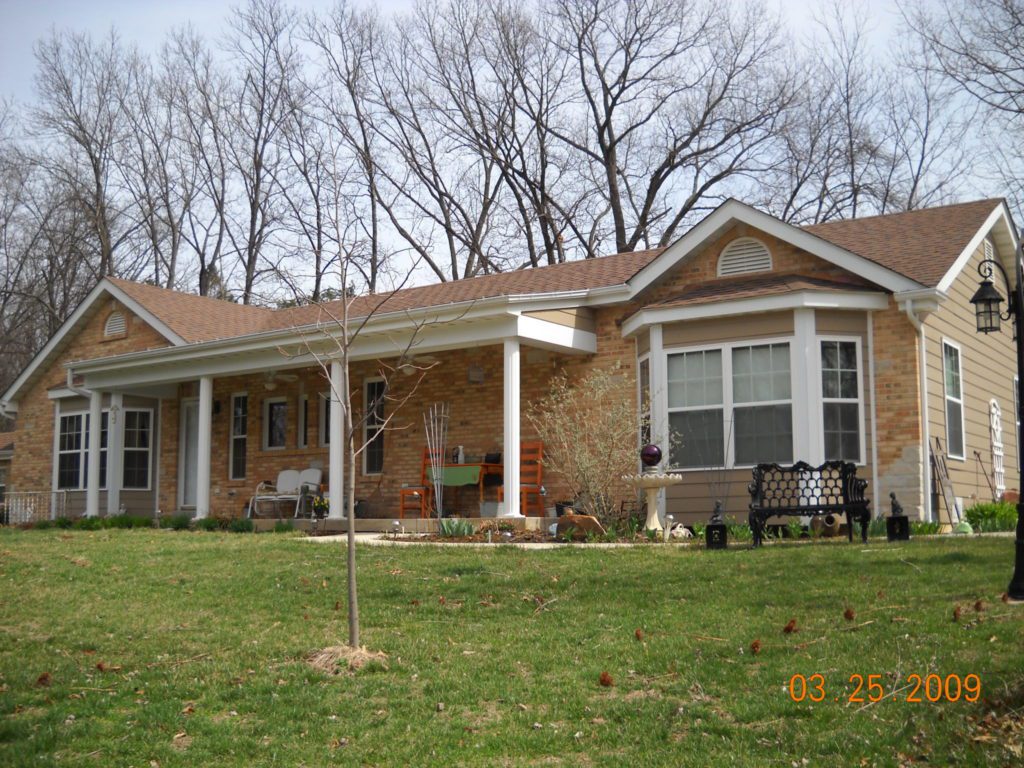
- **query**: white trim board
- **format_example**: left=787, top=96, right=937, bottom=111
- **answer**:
left=936, top=201, right=1019, bottom=293
left=621, top=290, right=890, bottom=337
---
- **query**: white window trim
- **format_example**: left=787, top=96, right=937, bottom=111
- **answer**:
left=121, top=407, right=154, bottom=491
left=638, top=353, right=651, bottom=452
left=262, top=397, right=288, bottom=451
left=318, top=391, right=331, bottom=447
left=818, top=336, right=867, bottom=465
left=363, top=378, right=386, bottom=476
left=942, top=339, right=967, bottom=461
left=297, top=394, right=308, bottom=449
left=664, top=335, right=795, bottom=471
left=56, top=410, right=109, bottom=491
left=229, top=392, right=248, bottom=481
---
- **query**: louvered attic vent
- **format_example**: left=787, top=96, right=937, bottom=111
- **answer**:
left=104, top=311, right=127, bottom=337
left=717, top=238, right=772, bottom=277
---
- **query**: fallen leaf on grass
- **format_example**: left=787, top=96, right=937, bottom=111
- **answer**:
left=334, top=601, right=341, bottom=611
left=844, top=608, right=856, bottom=621
left=599, top=671, right=614, bottom=687
left=330, top=737, right=349, bottom=749
left=783, top=619, right=798, bottom=634
left=634, top=628, right=645, bottom=642
left=1002, top=592, right=1010, bottom=603
left=96, top=662, right=122, bottom=673
left=750, top=640, right=762, bottom=655
left=975, top=600, right=986, bottom=612
left=953, top=606, right=962, bottom=622
left=35, top=672, right=52, bottom=687
left=181, top=703, right=195, bottom=715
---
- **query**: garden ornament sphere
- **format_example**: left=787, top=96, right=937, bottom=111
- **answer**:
left=640, top=444, right=662, bottom=468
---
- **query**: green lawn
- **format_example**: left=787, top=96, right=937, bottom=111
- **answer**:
left=1, top=531, right=1022, bottom=766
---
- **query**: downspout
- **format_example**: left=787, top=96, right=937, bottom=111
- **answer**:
left=867, top=311, right=879, bottom=519
left=904, top=300, right=933, bottom=521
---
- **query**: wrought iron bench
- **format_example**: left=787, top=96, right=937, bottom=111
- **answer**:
left=748, top=460, right=870, bottom=547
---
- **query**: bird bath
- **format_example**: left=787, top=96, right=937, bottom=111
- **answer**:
left=623, top=472, right=684, bottom=532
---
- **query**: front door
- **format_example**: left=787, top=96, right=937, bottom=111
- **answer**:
left=179, top=400, right=199, bottom=509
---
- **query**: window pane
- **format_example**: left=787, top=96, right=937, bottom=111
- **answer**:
left=366, top=428, right=384, bottom=474
left=668, top=350, right=723, bottom=408
left=839, top=371, right=858, bottom=399
left=944, top=344, right=961, bottom=398
left=58, top=453, right=81, bottom=490
left=268, top=402, right=287, bottom=447
left=321, top=396, right=331, bottom=446
left=233, top=396, right=248, bottom=437
left=669, top=410, right=725, bottom=468
left=947, top=400, right=964, bottom=457
left=123, top=451, right=149, bottom=489
left=124, top=411, right=150, bottom=449
left=734, top=404, right=792, bottom=464
left=733, top=343, right=790, bottom=404
left=824, top=402, right=860, bottom=462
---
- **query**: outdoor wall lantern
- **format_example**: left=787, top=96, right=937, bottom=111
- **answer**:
left=969, top=250, right=1024, bottom=600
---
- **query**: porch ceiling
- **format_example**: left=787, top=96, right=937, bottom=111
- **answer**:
left=69, top=312, right=596, bottom=391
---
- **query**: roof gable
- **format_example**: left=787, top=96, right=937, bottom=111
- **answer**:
left=804, top=198, right=1009, bottom=289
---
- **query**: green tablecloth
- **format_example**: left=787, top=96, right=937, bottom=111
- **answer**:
left=427, top=465, right=482, bottom=486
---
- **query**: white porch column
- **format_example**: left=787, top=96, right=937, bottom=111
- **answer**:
left=648, top=325, right=668, bottom=523
left=195, top=376, right=213, bottom=519
left=328, top=360, right=345, bottom=520
left=793, top=308, right=819, bottom=463
left=85, top=390, right=103, bottom=517
left=503, top=339, right=522, bottom=517
left=106, top=392, right=124, bottom=516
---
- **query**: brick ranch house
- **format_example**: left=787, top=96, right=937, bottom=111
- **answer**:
left=0, top=198, right=1019, bottom=526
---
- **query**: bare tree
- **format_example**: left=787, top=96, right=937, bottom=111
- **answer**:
left=33, top=30, right=137, bottom=278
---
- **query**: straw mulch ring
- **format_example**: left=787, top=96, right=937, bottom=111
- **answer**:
left=308, top=645, right=389, bottom=675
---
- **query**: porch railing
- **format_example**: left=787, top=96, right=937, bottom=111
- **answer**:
left=1, top=491, right=68, bottom=525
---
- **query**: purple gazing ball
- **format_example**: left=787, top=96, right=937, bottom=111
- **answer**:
left=640, top=444, right=662, bottom=467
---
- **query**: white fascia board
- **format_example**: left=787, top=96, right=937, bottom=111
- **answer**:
left=894, top=288, right=946, bottom=316
left=626, top=199, right=923, bottom=297
left=515, top=314, right=597, bottom=354
left=48, top=387, right=81, bottom=400
left=936, top=202, right=1017, bottom=293
left=0, top=279, right=186, bottom=409
left=621, top=290, right=890, bottom=337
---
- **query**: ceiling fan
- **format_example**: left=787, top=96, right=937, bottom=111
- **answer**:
left=263, top=370, right=299, bottom=390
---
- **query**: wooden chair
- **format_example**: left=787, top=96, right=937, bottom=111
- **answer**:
left=499, top=441, right=545, bottom=516
left=399, top=448, right=440, bottom=519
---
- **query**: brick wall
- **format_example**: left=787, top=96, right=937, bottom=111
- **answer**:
left=9, top=297, right=171, bottom=496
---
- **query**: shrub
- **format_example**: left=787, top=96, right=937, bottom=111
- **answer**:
left=166, top=514, right=192, bottom=531
left=439, top=518, right=474, bottom=537
left=273, top=520, right=295, bottom=533
left=228, top=518, right=254, bottom=533
left=33, top=520, right=53, bottom=530
left=526, top=363, right=641, bottom=522
left=74, top=517, right=103, bottom=531
left=54, top=517, right=73, bottom=529
left=964, top=502, right=1018, bottom=532
left=196, top=517, right=222, bottom=532
left=867, top=517, right=888, bottom=539
left=911, top=521, right=941, bottom=536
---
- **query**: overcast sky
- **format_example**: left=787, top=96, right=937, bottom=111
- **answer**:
left=0, top=0, right=911, bottom=106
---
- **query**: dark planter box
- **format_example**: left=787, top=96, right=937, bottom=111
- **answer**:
left=886, top=515, right=910, bottom=541
left=706, top=523, right=728, bottom=550
left=554, top=501, right=574, bottom=517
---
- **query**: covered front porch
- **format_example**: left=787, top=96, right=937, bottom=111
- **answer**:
left=67, top=305, right=599, bottom=522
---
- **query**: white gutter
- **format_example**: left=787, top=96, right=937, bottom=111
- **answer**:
left=903, top=300, right=933, bottom=522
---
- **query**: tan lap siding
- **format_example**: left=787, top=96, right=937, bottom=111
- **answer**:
left=924, top=242, right=1019, bottom=513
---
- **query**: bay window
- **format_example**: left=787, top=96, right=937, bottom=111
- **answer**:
left=667, top=341, right=792, bottom=468
left=57, top=412, right=107, bottom=490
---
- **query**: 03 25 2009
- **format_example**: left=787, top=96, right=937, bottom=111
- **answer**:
left=788, top=673, right=981, bottom=703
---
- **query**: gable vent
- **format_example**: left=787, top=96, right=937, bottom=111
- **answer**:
left=104, top=311, right=127, bottom=337
left=717, top=238, right=772, bottom=277
left=984, top=239, right=994, bottom=261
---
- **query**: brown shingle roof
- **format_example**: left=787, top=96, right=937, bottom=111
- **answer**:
left=804, top=199, right=1003, bottom=287
left=109, top=278, right=276, bottom=343
left=270, top=249, right=664, bottom=331
left=646, top=272, right=879, bottom=310
left=108, top=250, right=665, bottom=342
